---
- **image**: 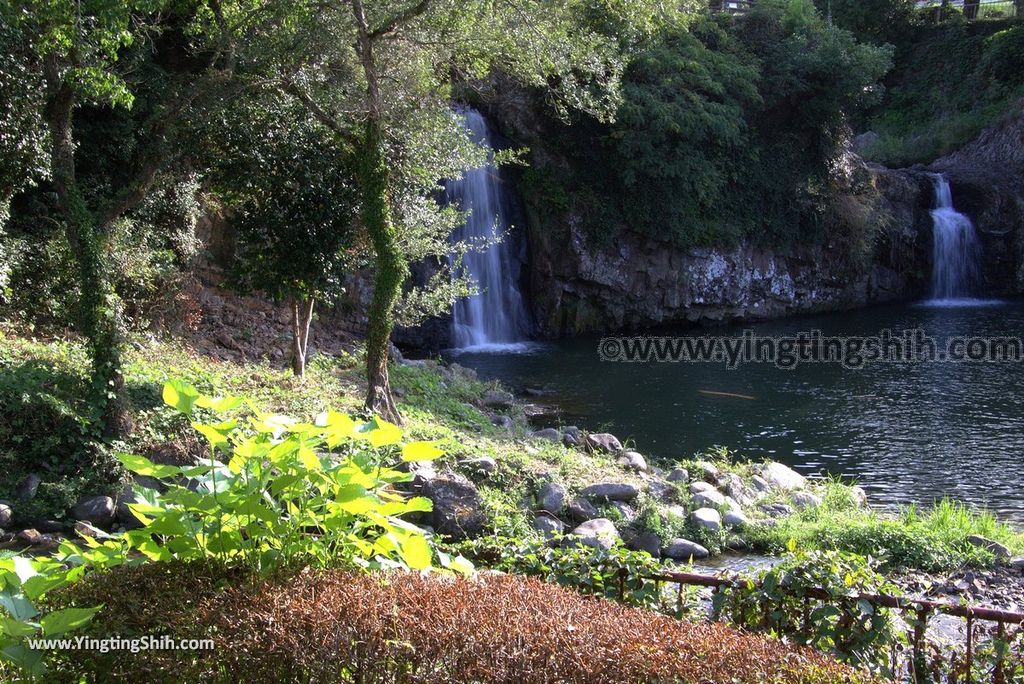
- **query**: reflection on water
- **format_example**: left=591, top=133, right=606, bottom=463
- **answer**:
left=448, top=301, right=1024, bottom=520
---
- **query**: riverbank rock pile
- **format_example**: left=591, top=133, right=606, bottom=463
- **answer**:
left=504, top=425, right=851, bottom=562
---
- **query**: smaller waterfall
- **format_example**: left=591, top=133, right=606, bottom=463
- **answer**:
left=447, top=108, right=531, bottom=351
left=928, top=174, right=982, bottom=303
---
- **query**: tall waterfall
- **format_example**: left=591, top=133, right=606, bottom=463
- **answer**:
left=447, top=108, right=530, bottom=350
left=928, top=174, right=981, bottom=302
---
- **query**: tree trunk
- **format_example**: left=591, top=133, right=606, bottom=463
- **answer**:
left=44, top=56, right=131, bottom=438
left=351, top=0, right=406, bottom=424
left=358, top=125, right=407, bottom=424
left=291, top=296, right=315, bottom=378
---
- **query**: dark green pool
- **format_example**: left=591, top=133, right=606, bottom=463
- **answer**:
left=448, top=300, right=1024, bottom=520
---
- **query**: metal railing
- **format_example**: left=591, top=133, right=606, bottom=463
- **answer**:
left=616, top=568, right=1024, bottom=682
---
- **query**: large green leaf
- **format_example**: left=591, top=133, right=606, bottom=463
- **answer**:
left=0, top=591, right=38, bottom=621
left=162, top=379, right=200, bottom=416
left=399, top=533, right=432, bottom=570
left=116, top=453, right=181, bottom=478
left=401, top=440, right=444, bottom=462
left=39, top=606, right=101, bottom=636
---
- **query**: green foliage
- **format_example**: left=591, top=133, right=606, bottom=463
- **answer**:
left=444, top=534, right=665, bottom=610
left=535, top=2, right=892, bottom=249
left=613, top=19, right=761, bottom=245
left=746, top=495, right=1021, bottom=571
left=212, top=95, right=362, bottom=305
left=862, top=19, right=1024, bottom=165
left=0, top=551, right=99, bottom=679
left=0, top=12, right=47, bottom=227
left=0, top=339, right=123, bottom=523
left=91, top=379, right=464, bottom=576
left=812, top=0, right=919, bottom=44
left=715, top=548, right=897, bottom=674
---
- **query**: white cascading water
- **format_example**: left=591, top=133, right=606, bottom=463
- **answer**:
left=928, top=173, right=981, bottom=303
left=447, top=108, right=531, bottom=351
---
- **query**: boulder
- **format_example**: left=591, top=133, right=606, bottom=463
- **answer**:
left=691, top=507, right=722, bottom=533
left=490, top=415, right=513, bottom=430
left=645, top=479, right=675, bottom=502
left=459, top=457, right=497, bottom=475
left=760, top=503, right=794, bottom=518
left=624, top=530, right=662, bottom=557
left=666, top=468, right=688, bottom=483
left=580, top=482, right=640, bottom=503
left=585, top=433, right=623, bottom=454
left=723, top=473, right=757, bottom=505
left=72, top=496, right=116, bottom=528
left=691, top=490, right=726, bottom=508
left=15, top=474, right=41, bottom=501
left=568, top=497, right=599, bottom=522
left=663, top=538, right=710, bottom=561
left=528, top=428, right=561, bottom=444
left=790, top=491, right=823, bottom=510
left=537, top=482, right=567, bottom=515
left=610, top=501, right=637, bottom=523
left=15, top=529, right=60, bottom=551
left=850, top=486, right=869, bottom=507
left=422, top=475, right=487, bottom=540
left=73, top=521, right=111, bottom=539
left=562, top=432, right=580, bottom=447
left=966, top=534, right=1011, bottom=561
left=1009, top=557, right=1024, bottom=571
left=570, top=518, right=620, bottom=550
left=481, top=389, right=514, bottom=410
left=532, top=514, right=565, bottom=539
left=725, top=536, right=750, bottom=552
left=618, top=451, right=648, bottom=472
left=751, top=475, right=770, bottom=493
left=689, top=481, right=717, bottom=495
left=0, top=502, right=12, bottom=529
left=697, top=462, right=719, bottom=483
left=530, top=428, right=561, bottom=443
left=723, top=509, right=750, bottom=528
left=760, top=462, right=806, bottom=491
left=115, top=487, right=138, bottom=525
left=408, top=461, right=439, bottom=488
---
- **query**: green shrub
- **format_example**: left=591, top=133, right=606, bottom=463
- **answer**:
left=0, top=341, right=123, bottom=522
left=444, top=535, right=666, bottom=611
left=80, top=379, right=465, bottom=576
left=715, top=548, right=897, bottom=675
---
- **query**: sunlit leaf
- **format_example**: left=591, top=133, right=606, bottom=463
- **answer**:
left=401, top=440, right=444, bottom=462
left=162, top=379, right=200, bottom=416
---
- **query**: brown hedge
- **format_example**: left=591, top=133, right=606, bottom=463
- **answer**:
left=54, top=562, right=879, bottom=683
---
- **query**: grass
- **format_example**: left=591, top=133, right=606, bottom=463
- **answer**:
left=746, top=482, right=1022, bottom=571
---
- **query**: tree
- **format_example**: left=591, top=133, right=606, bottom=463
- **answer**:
left=274, top=0, right=675, bottom=422
left=212, top=94, right=363, bottom=378
left=613, top=17, right=762, bottom=245
left=8, top=0, right=246, bottom=435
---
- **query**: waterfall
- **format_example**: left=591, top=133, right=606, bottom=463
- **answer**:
left=928, top=174, right=981, bottom=303
left=446, top=108, right=531, bottom=351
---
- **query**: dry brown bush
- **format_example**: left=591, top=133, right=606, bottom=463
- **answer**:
left=53, top=562, right=879, bottom=683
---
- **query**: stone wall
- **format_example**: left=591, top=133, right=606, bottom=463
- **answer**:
left=523, top=164, right=933, bottom=336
